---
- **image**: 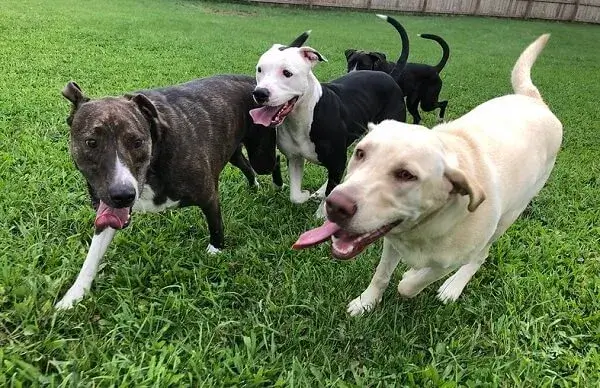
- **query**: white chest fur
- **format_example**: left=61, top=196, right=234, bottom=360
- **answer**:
left=276, top=122, right=320, bottom=164
left=132, top=185, right=180, bottom=213
left=276, top=92, right=322, bottom=164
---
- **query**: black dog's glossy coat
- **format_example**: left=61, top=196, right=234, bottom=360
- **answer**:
left=346, top=33, right=450, bottom=124
left=311, top=71, right=407, bottom=194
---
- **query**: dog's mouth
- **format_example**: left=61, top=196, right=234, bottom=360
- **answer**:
left=292, top=219, right=402, bottom=260
left=249, top=96, right=298, bottom=127
left=95, top=201, right=132, bottom=231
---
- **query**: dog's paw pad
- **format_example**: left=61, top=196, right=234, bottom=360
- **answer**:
left=206, top=244, right=221, bottom=255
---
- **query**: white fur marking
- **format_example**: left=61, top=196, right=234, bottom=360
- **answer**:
left=133, top=185, right=180, bottom=213
left=206, top=244, right=221, bottom=254
left=114, top=154, right=138, bottom=199
left=55, top=227, right=116, bottom=310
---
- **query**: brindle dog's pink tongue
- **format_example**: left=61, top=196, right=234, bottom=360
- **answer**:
left=250, top=106, right=279, bottom=127
left=95, top=201, right=129, bottom=230
left=292, top=220, right=341, bottom=250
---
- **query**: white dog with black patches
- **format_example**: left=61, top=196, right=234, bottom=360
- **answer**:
left=250, top=16, right=409, bottom=210
left=293, top=34, right=562, bottom=316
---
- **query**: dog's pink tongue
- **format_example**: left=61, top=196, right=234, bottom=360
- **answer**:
left=292, top=220, right=341, bottom=250
left=95, top=201, right=130, bottom=230
left=249, top=106, right=280, bottom=127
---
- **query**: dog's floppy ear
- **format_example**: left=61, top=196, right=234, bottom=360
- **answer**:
left=288, top=30, right=311, bottom=48
left=299, top=46, right=327, bottom=65
left=369, top=51, right=387, bottom=62
left=62, top=81, right=90, bottom=126
left=126, top=93, right=168, bottom=142
left=444, top=166, right=486, bottom=212
left=344, top=49, right=357, bottom=60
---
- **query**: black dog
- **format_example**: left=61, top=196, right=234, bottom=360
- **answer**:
left=346, top=33, right=449, bottom=124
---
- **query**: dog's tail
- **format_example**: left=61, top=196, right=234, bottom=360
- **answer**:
left=376, top=14, right=409, bottom=80
left=511, top=34, right=550, bottom=100
left=418, top=34, right=449, bottom=73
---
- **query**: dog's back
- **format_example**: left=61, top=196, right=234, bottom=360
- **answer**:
left=320, top=70, right=406, bottom=143
left=439, top=34, right=562, bottom=223
left=139, top=75, right=259, bottom=177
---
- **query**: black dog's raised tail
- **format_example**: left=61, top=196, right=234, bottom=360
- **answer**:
left=376, top=14, right=409, bottom=81
left=419, top=34, right=450, bottom=73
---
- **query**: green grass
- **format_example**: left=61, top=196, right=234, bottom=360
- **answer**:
left=1, top=0, right=599, bottom=385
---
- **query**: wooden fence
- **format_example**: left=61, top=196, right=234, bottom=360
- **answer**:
left=248, top=0, right=600, bottom=23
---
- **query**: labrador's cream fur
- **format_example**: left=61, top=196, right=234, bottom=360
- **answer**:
left=332, top=34, right=563, bottom=316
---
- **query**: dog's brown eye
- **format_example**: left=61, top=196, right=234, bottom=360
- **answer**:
left=133, top=139, right=143, bottom=149
left=283, top=70, right=293, bottom=78
left=355, top=148, right=365, bottom=160
left=394, top=169, right=417, bottom=181
left=86, top=139, right=97, bottom=148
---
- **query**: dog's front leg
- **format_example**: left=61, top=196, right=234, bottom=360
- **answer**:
left=313, top=180, right=328, bottom=219
left=347, top=238, right=401, bottom=317
left=287, top=156, right=310, bottom=203
left=55, top=227, right=116, bottom=309
left=202, top=196, right=224, bottom=254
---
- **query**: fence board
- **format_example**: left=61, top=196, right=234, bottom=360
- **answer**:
left=248, top=0, right=600, bottom=23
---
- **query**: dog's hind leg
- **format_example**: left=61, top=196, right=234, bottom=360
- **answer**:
left=397, top=265, right=456, bottom=298
left=55, top=227, right=116, bottom=309
left=407, top=95, right=422, bottom=124
left=202, top=195, right=224, bottom=254
left=419, top=81, right=447, bottom=122
left=230, top=146, right=258, bottom=188
left=348, top=239, right=401, bottom=317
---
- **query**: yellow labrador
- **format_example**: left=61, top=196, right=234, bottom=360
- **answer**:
left=293, top=34, right=562, bottom=316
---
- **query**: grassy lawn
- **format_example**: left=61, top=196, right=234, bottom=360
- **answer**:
left=1, top=0, right=599, bottom=385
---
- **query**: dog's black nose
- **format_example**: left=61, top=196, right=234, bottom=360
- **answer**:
left=252, top=88, right=270, bottom=104
left=108, top=184, right=136, bottom=208
left=326, top=191, right=357, bottom=225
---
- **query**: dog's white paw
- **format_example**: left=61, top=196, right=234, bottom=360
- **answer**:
left=436, top=277, right=463, bottom=304
left=55, top=287, right=86, bottom=310
left=310, top=191, right=325, bottom=201
left=397, top=278, right=422, bottom=298
left=291, top=190, right=311, bottom=204
left=206, top=244, right=221, bottom=255
left=272, top=182, right=286, bottom=190
left=346, top=293, right=381, bottom=317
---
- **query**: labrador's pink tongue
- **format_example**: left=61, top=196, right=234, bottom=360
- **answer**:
left=94, top=201, right=129, bottom=230
left=292, top=220, right=341, bottom=250
left=249, top=106, right=280, bottom=127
